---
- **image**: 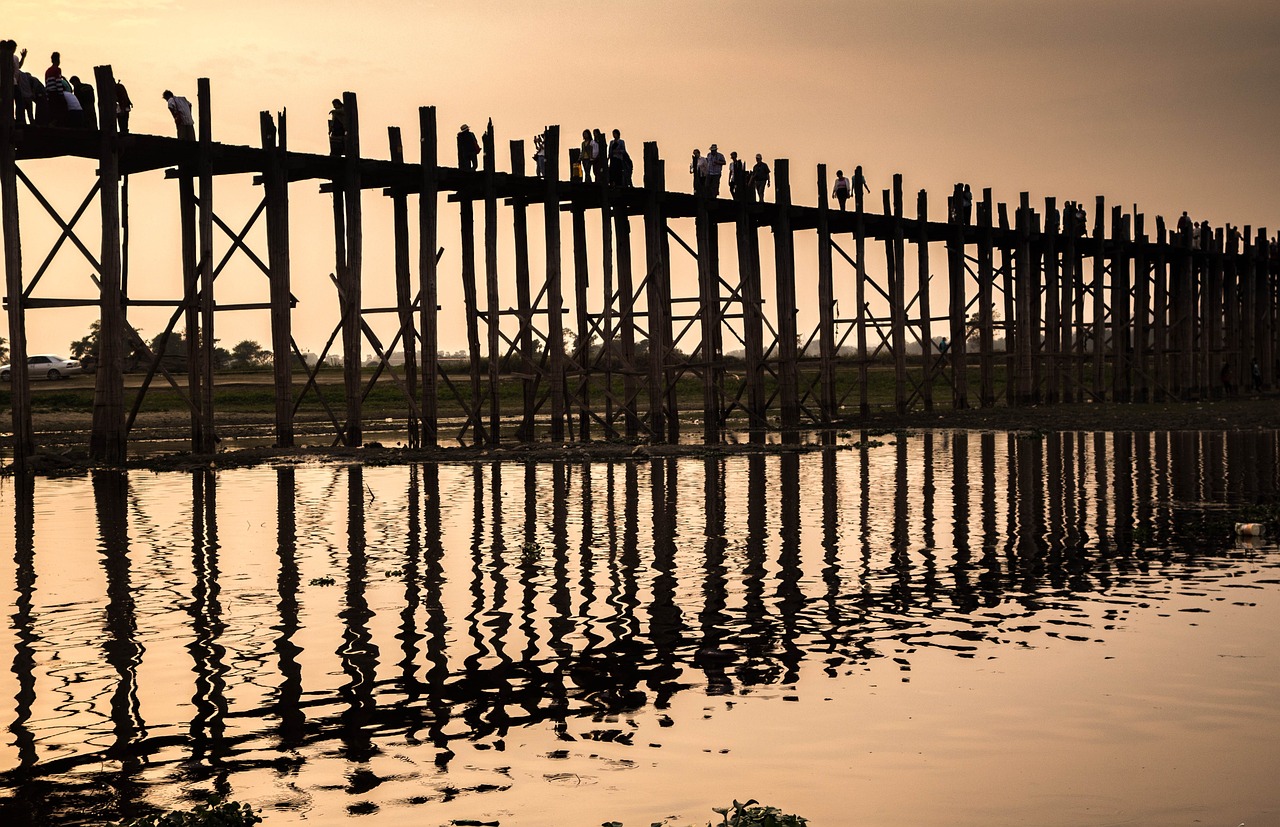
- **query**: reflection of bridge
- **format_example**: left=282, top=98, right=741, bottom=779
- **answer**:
left=2, top=432, right=1277, bottom=823
left=4, top=51, right=1279, bottom=466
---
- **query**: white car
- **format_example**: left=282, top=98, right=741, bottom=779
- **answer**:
left=0, top=354, right=84, bottom=381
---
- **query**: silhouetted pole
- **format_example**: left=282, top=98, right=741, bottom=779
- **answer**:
left=736, top=195, right=765, bottom=438
left=890, top=176, right=907, bottom=414
left=263, top=110, right=294, bottom=447
left=1014, top=193, right=1034, bottom=406
left=1091, top=196, right=1106, bottom=400
left=773, top=159, right=800, bottom=438
left=614, top=190, right=639, bottom=437
left=1133, top=213, right=1149, bottom=402
left=915, top=188, right=933, bottom=411
left=1044, top=199, right=1060, bottom=404
left=977, top=190, right=995, bottom=406
left=543, top=126, right=565, bottom=442
left=340, top=91, right=362, bottom=446
left=816, top=165, right=836, bottom=422
left=459, top=139, right=483, bottom=443
left=1111, top=206, right=1131, bottom=403
left=509, top=139, right=535, bottom=441
left=696, top=179, right=723, bottom=443
left=418, top=106, right=439, bottom=446
left=946, top=192, right=968, bottom=409
left=482, top=120, right=501, bottom=443
left=854, top=176, right=869, bottom=415
left=197, top=78, right=217, bottom=451
left=571, top=203, right=591, bottom=441
left=642, top=141, right=668, bottom=439
left=0, top=41, right=34, bottom=464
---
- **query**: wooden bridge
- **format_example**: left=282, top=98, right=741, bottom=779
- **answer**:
left=3, top=52, right=1278, bottom=466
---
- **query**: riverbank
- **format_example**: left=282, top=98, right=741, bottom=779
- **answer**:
left=3, top=392, right=1276, bottom=476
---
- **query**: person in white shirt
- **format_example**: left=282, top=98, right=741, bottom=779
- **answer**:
left=832, top=170, right=850, bottom=211
left=162, top=89, right=195, bottom=140
left=704, top=143, right=726, bottom=196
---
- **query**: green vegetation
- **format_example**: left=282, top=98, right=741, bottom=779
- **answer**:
left=603, top=799, right=807, bottom=827
left=113, top=797, right=261, bottom=827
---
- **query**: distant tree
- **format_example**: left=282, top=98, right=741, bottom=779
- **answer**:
left=0, top=335, right=7, bottom=363
left=213, top=346, right=232, bottom=371
left=70, top=321, right=101, bottom=361
left=231, top=340, right=268, bottom=368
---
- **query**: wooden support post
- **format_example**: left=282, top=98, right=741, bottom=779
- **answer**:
left=388, top=126, right=418, bottom=446
left=600, top=177, right=616, bottom=438
left=571, top=204, right=592, bottom=441
left=695, top=193, right=721, bottom=442
left=614, top=196, right=638, bottom=437
left=1060, top=203, right=1077, bottom=403
left=890, top=175, right=907, bottom=414
left=1204, top=227, right=1223, bottom=398
left=737, top=198, right=766, bottom=438
left=543, top=126, right=565, bottom=442
left=854, top=178, right=870, bottom=416
left=773, top=159, right=800, bottom=438
left=1112, top=206, right=1131, bottom=403
left=1177, top=218, right=1195, bottom=399
left=481, top=120, right=500, bottom=444
left=978, top=190, right=995, bottom=406
left=1153, top=218, right=1169, bottom=399
left=1014, top=193, right=1034, bottom=406
left=263, top=110, right=294, bottom=447
left=418, top=107, right=439, bottom=446
left=946, top=191, right=968, bottom=409
left=1091, top=196, right=1107, bottom=401
left=197, top=78, right=217, bottom=452
left=816, top=165, right=837, bottom=422
left=1029, top=207, right=1044, bottom=404
left=916, top=189, right=933, bottom=411
left=341, top=91, right=363, bottom=446
left=179, top=157, right=201, bottom=450
left=643, top=141, right=668, bottom=440
left=509, top=139, right=535, bottom=441
left=998, top=203, right=1015, bottom=406
left=1257, top=228, right=1273, bottom=389
left=1133, top=213, right=1149, bottom=402
left=459, top=158, right=483, bottom=443
left=89, top=66, right=127, bottom=462
left=1044, top=199, right=1060, bottom=404
left=0, top=41, right=34, bottom=464
left=1223, top=224, right=1240, bottom=396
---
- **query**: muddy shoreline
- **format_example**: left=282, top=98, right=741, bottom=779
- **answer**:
left=4, top=395, right=1277, bottom=475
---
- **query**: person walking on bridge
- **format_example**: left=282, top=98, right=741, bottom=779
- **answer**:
left=750, top=154, right=770, bottom=203
left=704, top=144, right=726, bottom=196
left=457, top=123, right=481, bottom=171
left=163, top=90, right=195, bottom=140
left=832, top=169, right=850, bottom=211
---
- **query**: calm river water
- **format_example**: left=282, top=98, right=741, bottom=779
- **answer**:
left=1, top=431, right=1278, bottom=827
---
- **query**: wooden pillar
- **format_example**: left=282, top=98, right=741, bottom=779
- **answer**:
left=1029, top=207, right=1044, bottom=404
left=614, top=198, right=638, bottom=437
left=90, top=66, right=127, bottom=462
left=197, top=78, right=217, bottom=451
left=1111, top=206, right=1131, bottom=403
left=1091, top=196, right=1106, bottom=401
left=571, top=205, right=592, bottom=441
left=737, top=199, right=765, bottom=437
left=263, top=110, right=293, bottom=447
left=1133, top=213, right=1149, bottom=403
left=1014, top=193, right=1034, bottom=406
left=509, top=140, right=535, bottom=441
left=642, top=141, right=668, bottom=440
left=1044, top=199, right=1060, bottom=404
left=1223, top=224, right=1240, bottom=396
left=946, top=192, right=968, bottom=409
left=418, top=107, right=439, bottom=447
left=179, top=160, right=201, bottom=450
left=1256, top=228, right=1273, bottom=388
left=695, top=193, right=721, bottom=442
left=543, top=126, right=565, bottom=442
left=1059, top=204, right=1076, bottom=403
left=1177, top=219, right=1195, bottom=399
left=600, top=178, right=616, bottom=438
left=854, top=175, right=869, bottom=416
left=1204, top=227, right=1223, bottom=398
left=459, top=159, right=484, bottom=443
left=890, top=176, right=907, bottom=414
left=977, top=190, right=995, bottom=406
left=816, top=165, right=836, bottom=422
left=915, top=189, right=933, bottom=411
left=0, top=42, right=34, bottom=463
left=998, top=203, right=1015, bottom=406
left=1153, top=218, right=1169, bottom=400
left=773, top=159, right=800, bottom=437
left=479, top=120, right=501, bottom=444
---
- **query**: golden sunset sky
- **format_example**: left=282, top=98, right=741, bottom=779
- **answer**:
left=4, top=0, right=1279, bottom=358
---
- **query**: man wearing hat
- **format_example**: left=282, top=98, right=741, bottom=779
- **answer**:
left=704, top=144, right=727, bottom=197
left=457, top=123, right=481, bottom=171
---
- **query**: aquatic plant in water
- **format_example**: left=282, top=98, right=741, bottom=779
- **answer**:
left=113, top=797, right=262, bottom=827
left=603, top=799, right=808, bottom=827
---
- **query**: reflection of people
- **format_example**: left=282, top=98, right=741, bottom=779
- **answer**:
left=457, top=123, right=480, bottom=171
left=162, top=89, right=195, bottom=140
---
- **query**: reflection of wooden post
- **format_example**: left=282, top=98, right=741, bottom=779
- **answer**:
left=263, top=111, right=293, bottom=447
left=418, top=107, right=439, bottom=446
left=816, top=166, right=836, bottom=422
left=543, top=126, right=565, bottom=442
left=197, top=78, right=217, bottom=451
left=1, top=42, right=34, bottom=464
left=916, top=189, right=933, bottom=411
left=509, top=140, right=535, bottom=441
left=482, top=121, right=501, bottom=444
left=774, top=160, right=800, bottom=437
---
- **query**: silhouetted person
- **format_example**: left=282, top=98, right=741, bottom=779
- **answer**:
left=853, top=165, right=870, bottom=203
left=580, top=129, right=597, bottom=183
left=163, top=90, right=194, bottom=140
left=69, top=76, right=95, bottom=129
left=457, top=123, right=480, bottom=171
left=115, top=80, right=132, bottom=132
left=750, top=154, right=770, bottom=203
left=592, top=129, right=607, bottom=180
left=1177, top=211, right=1192, bottom=243
left=689, top=148, right=703, bottom=194
left=704, top=144, right=726, bottom=196
left=962, top=184, right=973, bottom=224
left=6, top=41, right=27, bottom=124
left=607, top=129, right=630, bottom=186
left=728, top=151, right=745, bottom=199
left=328, top=98, right=346, bottom=155
left=44, top=51, right=67, bottom=126
left=832, top=169, right=850, bottom=211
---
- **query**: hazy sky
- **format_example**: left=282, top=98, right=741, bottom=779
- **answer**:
left=4, top=0, right=1279, bottom=358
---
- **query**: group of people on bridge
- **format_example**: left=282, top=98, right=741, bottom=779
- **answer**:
left=689, top=145, right=772, bottom=203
